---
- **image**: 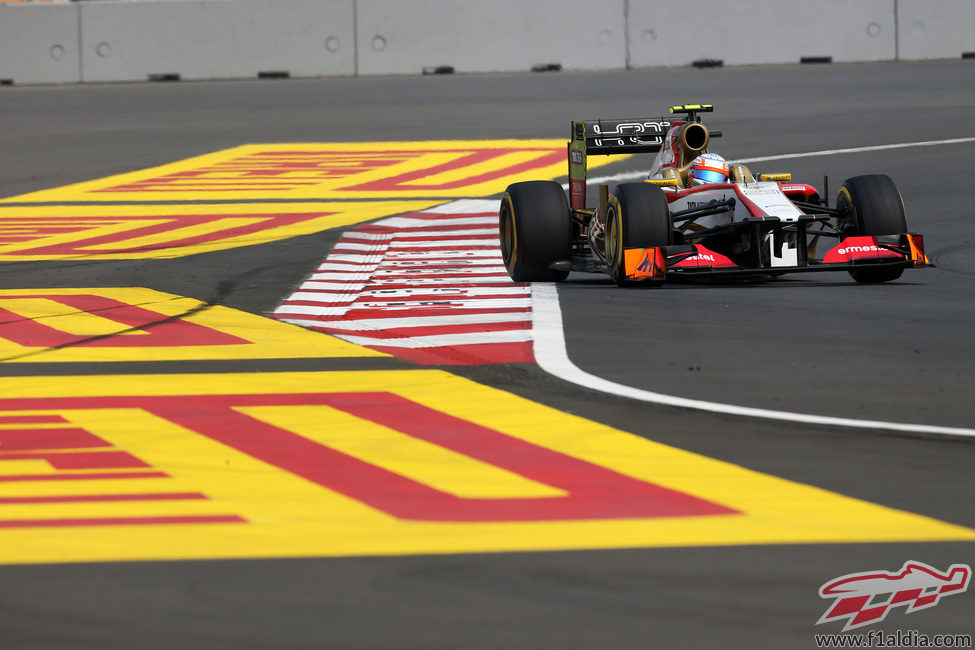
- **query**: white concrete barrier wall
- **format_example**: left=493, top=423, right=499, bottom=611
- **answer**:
left=1, top=0, right=974, bottom=85
left=355, top=0, right=626, bottom=75
left=897, top=0, right=975, bottom=60
left=79, top=0, right=355, bottom=83
left=0, top=4, right=81, bottom=85
left=627, top=0, right=895, bottom=67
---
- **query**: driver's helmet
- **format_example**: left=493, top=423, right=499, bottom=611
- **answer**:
left=689, top=152, right=729, bottom=185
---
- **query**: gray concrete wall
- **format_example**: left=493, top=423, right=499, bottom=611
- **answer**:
left=79, top=0, right=355, bottom=82
left=355, top=0, right=626, bottom=75
left=0, top=4, right=82, bottom=84
left=897, top=0, right=975, bottom=60
left=627, top=0, right=896, bottom=67
left=0, top=0, right=973, bottom=85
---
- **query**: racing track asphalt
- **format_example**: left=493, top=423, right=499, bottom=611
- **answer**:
left=0, top=60, right=973, bottom=649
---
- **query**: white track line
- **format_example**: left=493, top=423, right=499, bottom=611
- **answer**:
left=575, top=136, right=975, bottom=186
left=379, top=216, right=497, bottom=228
left=531, top=283, right=975, bottom=438
left=337, top=329, right=532, bottom=348
left=283, top=312, right=531, bottom=331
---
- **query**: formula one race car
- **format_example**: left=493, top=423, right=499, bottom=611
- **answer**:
left=499, top=104, right=931, bottom=285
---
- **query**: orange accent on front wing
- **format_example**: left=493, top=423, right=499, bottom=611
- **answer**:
left=906, top=233, right=931, bottom=267
left=624, top=247, right=665, bottom=281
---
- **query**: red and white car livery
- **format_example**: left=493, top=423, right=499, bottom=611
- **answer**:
left=499, top=104, right=931, bottom=286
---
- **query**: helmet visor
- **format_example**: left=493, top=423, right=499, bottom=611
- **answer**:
left=692, top=168, right=727, bottom=184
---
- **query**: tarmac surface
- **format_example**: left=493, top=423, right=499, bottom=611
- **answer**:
left=0, top=60, right=973, bottom=648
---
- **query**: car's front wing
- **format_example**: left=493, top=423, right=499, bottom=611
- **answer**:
left=621, top=233, right=932, bottom=282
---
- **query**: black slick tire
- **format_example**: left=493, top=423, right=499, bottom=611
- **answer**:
left=836, top=174, right=908, bottom=284
left=499, top=181, right=571, bottom=282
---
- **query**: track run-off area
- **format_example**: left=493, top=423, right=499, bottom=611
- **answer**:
left=0, top=61, right=973, bottom=648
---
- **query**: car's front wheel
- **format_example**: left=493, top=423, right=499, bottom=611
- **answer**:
left=606, top=182, right=672, bottom=286
left=836, top=174, right=908, bottom=284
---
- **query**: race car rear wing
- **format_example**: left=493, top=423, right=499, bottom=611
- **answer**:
left=575, top=118, right=675, bottom=155
left=567, top=105, right=722, bottom=210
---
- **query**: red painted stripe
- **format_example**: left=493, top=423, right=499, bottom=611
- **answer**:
left=338, top=305, right=526, bottom=318
left=381, top=212, right=499, bottom=220
left=368, top=272, right=513, bottom=280
left=371, top=276, right=512, bottom=285
left=324, top=281, right=518, bottom=290
left=0, top=515, right=245, bottom=528
left=281, top=297, right=526, bottom=310
left=365, top=342, right=534, bottom=366
left=0, top=492, right=208, bottom=504
left=130, top=393, right=733, bottom=521
left=291, top=291, right=528, bottom=304
left=0, top=427, right=112, bottom=451
left=341, top=150, right=552, bottom=191
left=342, top=235, right=497, bottom=245
left=0, top=471, right=169, bottom=482
left=281, top=307, right=531, bottom=323
left=0, top=295, right=249, bottom=348
left=100, top=185, right=315, bottom=191
left=368, top=271, right=514, bottom=278
left=387, top=234, right=497, bottom=242
left=383, top=244, right=502, bottom=252
left=312, top=257, right=504, bottom=268
left=0, top=450, right=150, bottom=470
left=388, top=232, right=498, bottom=240
left=0, top=415, right=68, bottom=424
left=0, top=394, right=737, bottom=522
left=319, top=321, right=530, bottom=340
left=338, top=306, right=531, bottom=320
left=358, top=221, right=497, bottom=231
left=360, top=227, right=497, bottom=237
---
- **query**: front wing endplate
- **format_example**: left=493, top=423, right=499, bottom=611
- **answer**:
left=624, top=247, right=666, bottom=281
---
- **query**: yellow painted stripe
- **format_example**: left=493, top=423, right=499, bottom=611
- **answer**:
left=0, top=288, right=384, bottom=361
left=0, top=298, right=151, bottom=337
left=0, top=370, right=970, bottom=565
left=79, top=217, right=266, bottom=251
left=0, top=202, right=439, bottom=260
left=1, top=141, right=624, bottom=204
left=242, top=405, right=566, bottom=499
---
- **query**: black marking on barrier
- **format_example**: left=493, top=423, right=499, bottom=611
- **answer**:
left=148, top=73, right=181, bottom=82
left=531, top=63, right=562, bottom=73
left=692, top=59, right=724, bottom=69
left=258, top=71, right=291, bottom=79
left=422, top=66, right=455, bottom=75
left=800, top=56, right=833, bottom=64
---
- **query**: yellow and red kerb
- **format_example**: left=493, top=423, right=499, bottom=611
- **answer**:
left=0, top=409, right=242, bottom=529
left=89, top=148, right=563, bottom=196
left=0, top=288, right=380, bottom=362
left=1, top=141, right=621, bottom=204
left=0, top=202, right=438, bottom=260
left=0, top=392, right=730, bottom=525
left=1, top=370, right=971, bottom=564
left=0, top=141, right=624, bottom=260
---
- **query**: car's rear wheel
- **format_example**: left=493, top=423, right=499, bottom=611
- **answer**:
left=836, top=174, right=908, bottom=284
left=499, top=181, right=571, bottom=282
left=606, top=182, right=672, bottom=286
